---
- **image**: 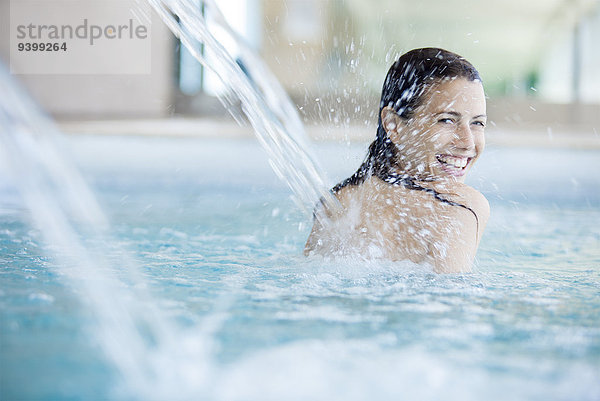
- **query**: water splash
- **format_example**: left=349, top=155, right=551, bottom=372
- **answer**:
left=146, top=0, right=341, bottom=217
left=0, top=1, right=347, bottom=397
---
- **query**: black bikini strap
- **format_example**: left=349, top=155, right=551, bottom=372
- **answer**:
left=383, top=173, right=480, bottom=237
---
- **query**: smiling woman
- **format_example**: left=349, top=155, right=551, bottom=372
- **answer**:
left=305, top=48, right=490, bottom=273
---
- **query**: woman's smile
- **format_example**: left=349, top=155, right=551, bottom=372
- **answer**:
left=435, top=154, right=473, bottom=177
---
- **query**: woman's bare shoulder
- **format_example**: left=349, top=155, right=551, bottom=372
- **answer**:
left=313, top=182, right=358, bottom=221
left=457, top=184, right=490, bottom=221
left=315, top=177, right=385, bottom=223
left=328, top=178, right=373, bottom=207
left=422, top=180, right=489, bottom=220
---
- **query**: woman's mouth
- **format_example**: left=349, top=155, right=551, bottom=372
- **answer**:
left=436, top=154, right=472, bottom=177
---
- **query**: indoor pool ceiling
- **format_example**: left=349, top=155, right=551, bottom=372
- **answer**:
left=345, top=0, right=599, bottom=78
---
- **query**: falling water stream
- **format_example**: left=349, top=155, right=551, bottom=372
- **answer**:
left=0, top=63, right=205, bottom=399
left=146, top=0, right=340, bottom=216
left=0, top=0, right=342, bottom=398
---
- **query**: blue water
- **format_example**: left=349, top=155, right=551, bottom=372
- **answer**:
left=1, top=135, right=599, bottom=400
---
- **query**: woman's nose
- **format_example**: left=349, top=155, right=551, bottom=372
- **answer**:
left=453, top=123, right=475, bottom=150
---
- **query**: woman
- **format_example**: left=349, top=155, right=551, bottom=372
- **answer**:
left=305, top=48, right=489, bottom=273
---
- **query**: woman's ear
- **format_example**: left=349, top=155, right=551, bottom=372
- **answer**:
left=380, top=106, right=404, bottom=143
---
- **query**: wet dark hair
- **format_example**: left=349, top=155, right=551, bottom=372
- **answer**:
left=333, top=47, right=481, bottom=192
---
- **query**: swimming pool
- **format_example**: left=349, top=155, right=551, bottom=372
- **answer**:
left=1, top=134, right=599, bottom=400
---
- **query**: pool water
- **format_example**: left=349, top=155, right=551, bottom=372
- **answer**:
left=1, top=135, right=599, bottom=400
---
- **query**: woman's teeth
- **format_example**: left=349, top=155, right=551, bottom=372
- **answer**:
left=437, top=155, right=469, bottom=169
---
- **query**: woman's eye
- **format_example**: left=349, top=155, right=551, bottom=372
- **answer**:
left=438, top=118, right=454, bottom=124
left=472, top=121, right=486, bottom=127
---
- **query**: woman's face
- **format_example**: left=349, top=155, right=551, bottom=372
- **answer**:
left=383, top=77, right=486, bottom=183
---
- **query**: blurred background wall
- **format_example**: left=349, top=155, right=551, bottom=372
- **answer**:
left=1, top=0, right=599, bottom=135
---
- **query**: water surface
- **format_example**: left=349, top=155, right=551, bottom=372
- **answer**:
left=1, top=135, right=599, bottom=400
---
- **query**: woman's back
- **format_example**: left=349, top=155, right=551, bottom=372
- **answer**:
left=305, top=176, right=489, bottom=273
